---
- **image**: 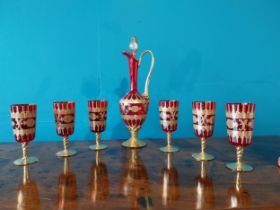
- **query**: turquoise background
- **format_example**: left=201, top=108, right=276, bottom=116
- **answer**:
left=0, top=1, right=279, bottom=142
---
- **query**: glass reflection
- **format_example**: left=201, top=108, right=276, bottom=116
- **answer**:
left=17, top=165, right=41, bottom=210
left=120, top=149, right=152, bottom=210
left=90, top=151, right=109, bottom=203
left=57, top=158, right=78, bottom=210
left=227, top=172, right=251, bottom=208
left=160, top=153, right=180, bottom=207
left=194, top=161, right=215, bottom=209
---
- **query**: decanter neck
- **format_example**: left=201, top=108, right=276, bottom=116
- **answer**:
left=123, top=51, right=139, bottom=92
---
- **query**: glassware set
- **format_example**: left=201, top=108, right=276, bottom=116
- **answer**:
left=10, top=101, right=256, bottom=173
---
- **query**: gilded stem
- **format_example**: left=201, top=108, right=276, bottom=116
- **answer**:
left=167, top=132, right=172, bottom=147
left=63, top=136, right=69, bottom=153
left=22, top=142, right=28, bottom=163
left=236, top=146, right=244, bottom=171
left=131, top=130, right=138, bottom=144
left=96, top=133, right=101, bottom=147
left=201, top=137, right=206, bottom=155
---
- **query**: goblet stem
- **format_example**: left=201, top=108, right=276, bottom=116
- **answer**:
left=63, top=136, right=69, bottom=154
left=201, top=137, right=206, bottom=157
left=96, top=133, right=101, bottom=147
left=22, top=142, right=28, bottom=164
left=236, top=146, right=244, bottom=172
left=192, top=137, right=214, bottom=161
left=167, top=132, right=172, bottom=148
left=160, top=132, right=179, bottom=153
left=226, top=146, right=252, bottom=172
left=14, top=142, right=38, bottom=166
left=56, top=136, right=77, bottom=157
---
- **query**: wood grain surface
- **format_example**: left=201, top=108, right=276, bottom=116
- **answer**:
left=0, top=137, right=279, bottom=210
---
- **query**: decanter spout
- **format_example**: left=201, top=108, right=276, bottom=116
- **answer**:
left=122, top=51, right=131, bottom=59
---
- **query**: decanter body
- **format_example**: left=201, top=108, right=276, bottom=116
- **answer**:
left=119, top=37, right=155, bottom=148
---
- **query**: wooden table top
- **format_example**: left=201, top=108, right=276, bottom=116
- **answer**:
left=0, top=136, right=280, bottom=210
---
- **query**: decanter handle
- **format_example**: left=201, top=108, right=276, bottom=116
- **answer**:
left=138, top=50, right=155, bottom=98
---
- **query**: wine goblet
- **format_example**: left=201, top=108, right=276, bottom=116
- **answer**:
left=54, top=101, right=77, bottom=157
left=192, top=101, right=216, bottom=161
left=11, top=104, right=38, bottom=166
left=159, top=100, right=180, bottom=153
left=226, top=103, right=256, bottom=172
left=88, top=100, right=108, bottom=150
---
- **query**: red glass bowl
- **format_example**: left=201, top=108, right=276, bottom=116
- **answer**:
left=53, top=101, right=75, bottom=137
left=88, top=100, right=108, bottom=133
left=226, top=103, right=256, bottom=147
left=10, top=104, right=37, bottom=143
left=159, top=100, right=179, bottom=132
left=192, top=101, right=216, bottom=138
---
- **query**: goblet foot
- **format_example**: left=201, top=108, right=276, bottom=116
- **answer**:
left=160, top=145, right=179, bottom=153
left=56, top=149, right=77, bottom=157
left=13, top=156, right=38, bottom=166
left=192, top=152, right=215, bottom=161
left=226, top=162, right=253, bottom=172
left=89, top=144, right=108, bottom=151
left=122, top=139, right=146, bottom=148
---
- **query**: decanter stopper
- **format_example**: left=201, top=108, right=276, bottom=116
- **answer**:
left=129, top=36, right=138, bottom=57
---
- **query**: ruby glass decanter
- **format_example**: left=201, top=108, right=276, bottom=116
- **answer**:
left=54, top=101, right=77, bottom=157
left=159, top=100, right=180, bottom=152
left=88, top=100, right=108, bottom=150
left=11, top=104, right=39, bottom=165
left=192, top=101, right=216, bottom=161
left=119, top=36, right=155, bottom=148
left=225, top=103, right=256, bottom=172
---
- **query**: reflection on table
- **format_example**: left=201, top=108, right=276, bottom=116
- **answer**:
left=160, top=153, right=180, bottom=207
left=120, top=149, right=152, bottom=210
left=194, top=161, right=215, bottom=209
left=90, top=151, right=109, bottom=203
left=57, top=158, right=78, bottom=210
left=227, top=172, right=251, bottom=208
left=17, top=165, right=41, bottom=210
